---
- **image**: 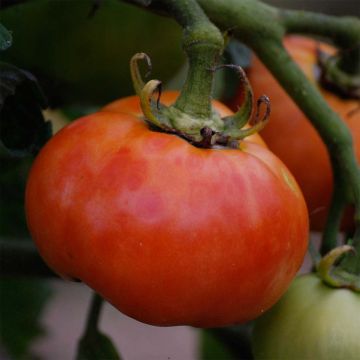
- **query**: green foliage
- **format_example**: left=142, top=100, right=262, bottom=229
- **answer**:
left=0, top=157, right=30, bottom=236
left=201, top=331, right=234, bottom=360
left=0, top=21, right=53, bottom=359
left=0, top=0, right=184, bottom=106
left=201, top=326, right=254, bottom=360
left=0, top=23, right=12, bottom=51
left=0, top=62, right=51, bottom=157
left=0, top=279, right=52, bottom=359
left=0, top=154, right=53, bottom=360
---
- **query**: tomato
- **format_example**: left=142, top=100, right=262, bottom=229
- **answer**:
left=252, top=273, right=360, bottom=360
left=25, top=92, right=308, bottom=327
left=233, top=36, right=360, bottom=230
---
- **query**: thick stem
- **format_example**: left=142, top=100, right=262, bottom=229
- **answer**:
left=83, top=293, right=104, bottom=337
left=75, top=293, right=121, bottom=360
left=342, top=228, right=360, bottom=275
left=153, top=0, right=224, bottom=119
left=320, top=187, right=346, bottom=255
left=279, top=9, right=360, bottom=47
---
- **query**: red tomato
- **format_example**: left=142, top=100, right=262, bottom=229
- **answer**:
left=25, top=92, right=308, bottom=327
left=237, top=36, right=360, bottom=230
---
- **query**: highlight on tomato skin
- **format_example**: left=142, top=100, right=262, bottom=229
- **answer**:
left=230, top=36, right=360, bottom=231
left=25, top=92, right=309, bottom=328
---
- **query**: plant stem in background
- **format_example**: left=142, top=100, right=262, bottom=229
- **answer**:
left=76, top=293, right=121, bottom=360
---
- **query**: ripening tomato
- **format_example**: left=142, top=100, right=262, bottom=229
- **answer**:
left=234, top=36, right=360, bottom=230
left=25, top=92, right=308, bottom=327
left=252, top=274, right=360, bottom=360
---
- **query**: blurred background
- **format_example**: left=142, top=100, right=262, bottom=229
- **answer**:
left=0, top=0, right=358, bottom=359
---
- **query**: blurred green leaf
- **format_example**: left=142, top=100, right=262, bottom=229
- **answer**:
left=201, top=330, right=234, bottom=360
left=0, top=23, right=12, bottom=51
left=127, top=0, right=152, bottom=5
left=0, top=60, right=52, bottom=358
left=201, top=325, right=254, bottom=360
left=1, top=0, right=184, bottom=106
left=76, top=330, right=121, bottom=360
left=0, top=279, right=52, bottom=359
left=0, top=157, right=31, bottom=237
left=0, top=62, right=51, bottom=157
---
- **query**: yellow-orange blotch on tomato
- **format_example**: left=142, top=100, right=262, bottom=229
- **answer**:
left=26, top=92, right=308, bottom=327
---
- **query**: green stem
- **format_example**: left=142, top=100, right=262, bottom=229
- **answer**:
left=320, top=186, right=346, bottom=256
left=75, top=293, right=121, bottom=360
left=279, top=9, right=360, bottom=47
left=153, top=0, right=224, bottom=119
left=83, top=292, right=104, bottom=337
left=342, top=228, right=360, bottom=274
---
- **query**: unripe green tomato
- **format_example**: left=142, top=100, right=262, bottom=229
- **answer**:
left=252, top=274, right=360, bottom=360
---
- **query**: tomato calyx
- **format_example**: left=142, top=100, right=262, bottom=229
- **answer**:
left=130, top=53, right=270, bottom=149
left=317, top=47, right=360, bottom=99
left=317, top=245, right=360, bottom=292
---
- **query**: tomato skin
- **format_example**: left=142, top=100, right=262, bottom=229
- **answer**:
left=25, top=93, right=308, bottom=327
left=252, top=274, right=360, bottom=360
left=237, top=36, right=360, bottom=230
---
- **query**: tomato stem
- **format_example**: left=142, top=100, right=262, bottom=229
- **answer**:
left=320, top=187, right=346, bottom=256
left=83, top=292, right=104, bottom=336
left=154, top=0, right=224, bottom=120
left=75, top=293, right=121, bottom=359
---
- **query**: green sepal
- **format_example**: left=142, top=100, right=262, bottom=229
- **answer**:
left=317, top=245, right=360, bottom=292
